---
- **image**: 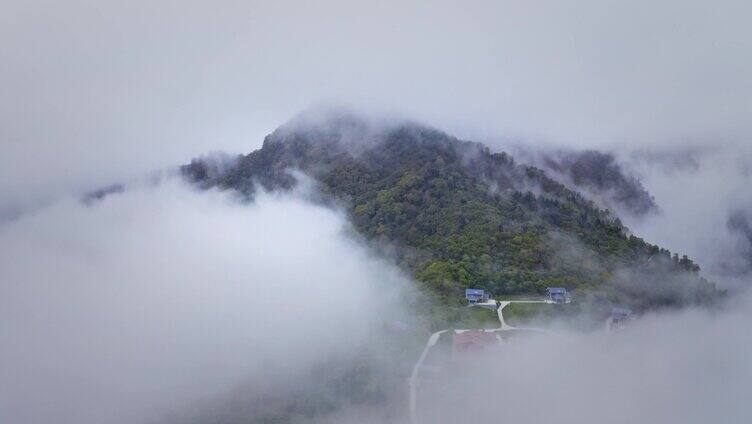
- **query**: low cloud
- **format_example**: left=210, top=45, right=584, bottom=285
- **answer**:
left=2, top=172, right=750, bottom=424
left=3, top=1, right=752, bottom=420
left=619, top=142, right=752, bottom=288
left=0, top=179, right=412, bottom=424
left=415, top=294, right=752, bottom=424
left=510, top=148, right=658, bottom=218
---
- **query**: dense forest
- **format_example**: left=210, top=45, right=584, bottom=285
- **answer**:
left=517, top=148, right=659, bottom=217
left=183, top=112, right=719, bottom=322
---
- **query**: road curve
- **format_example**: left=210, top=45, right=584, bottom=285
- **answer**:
left=408, top=329, right=447, bottom=424
left=409, top=300, right=547, bottom=424
left=497, top=301, right=512, bottom=329
left=498, top=300, right=548, bottom=330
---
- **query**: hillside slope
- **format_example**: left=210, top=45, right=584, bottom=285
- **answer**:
left=183, top=111, right=718, bottom=313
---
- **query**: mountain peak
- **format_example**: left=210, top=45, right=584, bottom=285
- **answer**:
left=182, top=112, right=719, bottom=321
left=265, top=106, right=452, bottom=152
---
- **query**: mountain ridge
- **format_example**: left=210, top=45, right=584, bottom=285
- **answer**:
left=182, top=111, right=719, bottom=322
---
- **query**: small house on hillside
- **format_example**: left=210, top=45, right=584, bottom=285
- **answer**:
left=465, top=288, right=490, bottom=304
left=611, top=307, right=633, bottom=324
left=547, top=287, right=572, bottom=304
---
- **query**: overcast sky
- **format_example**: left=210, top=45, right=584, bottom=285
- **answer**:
left=3, top=0, right=751, bottom=207
left=3, top=2, right=752, bottom=423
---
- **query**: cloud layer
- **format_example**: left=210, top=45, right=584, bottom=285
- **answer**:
left=417, top=298, right=752, bottom=424
left=0, top=180, right=410, bottom=424
left=3, top=2, right=752, bottom=422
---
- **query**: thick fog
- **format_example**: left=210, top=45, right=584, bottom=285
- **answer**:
left=0, top=180, right=411, bottom=424
left=3, top=1, right=752, bottom=423
left=3, top=177, right=751, bottom=424
left=415, top=297, right=752, bottom=424
left=622, top=143, right=752, bottom=287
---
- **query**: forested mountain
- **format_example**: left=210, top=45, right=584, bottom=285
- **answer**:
left=183, top=111, right=718, bottom=314
left=512, top=148, right=659, bottom=217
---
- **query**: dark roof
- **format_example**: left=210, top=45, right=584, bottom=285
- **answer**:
left=547, top=287, right=567, bottom=294
left=465, top=288, right=485, bottom=296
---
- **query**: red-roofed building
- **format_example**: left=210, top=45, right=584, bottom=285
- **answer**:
left=452, top=330, right=497, bottom=357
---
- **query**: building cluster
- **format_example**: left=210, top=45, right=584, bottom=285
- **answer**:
left=464, top=286, right=575, bottom=305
